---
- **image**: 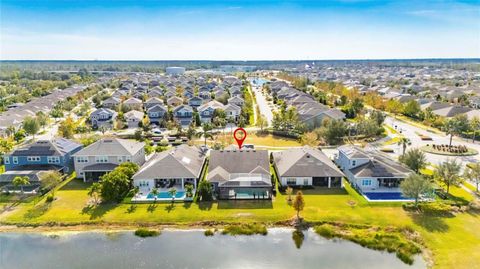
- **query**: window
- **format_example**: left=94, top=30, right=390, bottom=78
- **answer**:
left=118, top=156, right=123, bottom=162
left=47, top=156, right=60, bottom=164
left=125, top=156, right=132, bottom=162
left=362, top=179, right=372, bottom=186
left=4, top=157, right=9, bottom=164
left=286, top=178, right=296, bottom=185
left=303, top=178, right=309, bottom=186
left=27, top=156, right=41, bottom=162
left=352, top=160, right=356, bottom=166
left=95, top=156, right=109, bottom=163
left=77, top=157, right=88, bottom=163
left=13, top=157, right=18, bottom=164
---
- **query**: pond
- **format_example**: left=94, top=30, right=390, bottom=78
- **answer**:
left=0, top=229, right=426, bottom=269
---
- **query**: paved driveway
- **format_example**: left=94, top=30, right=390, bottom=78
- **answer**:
left=251, top=84, right=274, bottom=127
left=381, top=116, right=480, bottom=168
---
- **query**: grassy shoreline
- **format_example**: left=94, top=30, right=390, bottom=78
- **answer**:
left=1, top=177, right=479, bottom=268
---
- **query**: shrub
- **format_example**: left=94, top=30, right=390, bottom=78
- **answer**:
left=45, top=194, right=55, bottom=203
left=314, top=224, right=335, bottom=239
left=221, top=224, right=267, bottom=236
left=204, top=229, right=215, bottom=236
left=134, top=228, right=160, bottom=237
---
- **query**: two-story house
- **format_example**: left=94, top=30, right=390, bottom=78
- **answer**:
left=335, top=145, right=411, bottom=197
left=197, top=100, right=225, bottom=123
left=123, top=97, right=143, bottom=111
left=90, top=108, right=117, bottom=129
left=147, top=104, right=168, bottom=125
left=228, top=96, right=245, bottom=107
left=173, top=105, right=194, bottom=126
left=4, top=138, right=83, bottom=173
left=73, top=138, right=145, bottom=181
left=144, top=97, right=164, bottom=110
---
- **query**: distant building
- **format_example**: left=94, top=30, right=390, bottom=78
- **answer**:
left=166, top=67, right=186, bottom=75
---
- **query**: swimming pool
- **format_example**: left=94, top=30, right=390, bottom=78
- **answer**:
left=147, top=191, right=186, bottom=199
left=363, top=192, right=412, bottom=201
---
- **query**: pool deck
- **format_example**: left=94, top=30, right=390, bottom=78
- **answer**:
left=132, top=188, right=193, bottom=203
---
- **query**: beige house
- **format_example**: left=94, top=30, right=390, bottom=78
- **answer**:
left=73, top=138, right=145, bottom=181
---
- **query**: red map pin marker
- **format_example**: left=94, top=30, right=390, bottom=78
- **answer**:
left=233, top=128, right=247, bottom=150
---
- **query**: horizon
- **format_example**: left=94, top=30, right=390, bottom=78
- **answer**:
left=1, top=0, right=479, bottom=60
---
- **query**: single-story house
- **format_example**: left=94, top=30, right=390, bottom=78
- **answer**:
left=272, top=147, right=345, bottom=188
left=132, top=145, right=207, bottom=200
left=207, top=149, right=272, bottom=200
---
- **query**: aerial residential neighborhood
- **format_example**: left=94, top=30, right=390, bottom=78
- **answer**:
left=1, top=0, right=479, bottom=269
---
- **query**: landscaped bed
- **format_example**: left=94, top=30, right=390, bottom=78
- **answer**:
left=421, top=145, right=478, bottom=156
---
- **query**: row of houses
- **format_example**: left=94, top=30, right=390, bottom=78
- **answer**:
left=1, top=138, right=413, bottom=201
left=269, top=80, right=346, bottom=130
left=0, top=86, right=87, bottom=137
left=91, top=97, right=244, bottom=129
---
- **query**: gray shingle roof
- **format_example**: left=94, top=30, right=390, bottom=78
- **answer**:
left=207, top=150, right=270, bottom=183
left=133, top=145, right=206, bottom=180
left=273, top=147, right=344, bottom=178
left=73, top=138, right=144, bottom=156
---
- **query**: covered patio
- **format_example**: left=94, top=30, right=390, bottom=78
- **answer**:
left=82, top=163, right=118, bottom=182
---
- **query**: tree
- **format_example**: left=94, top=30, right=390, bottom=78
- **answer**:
left=39, top=171, right=62, bottom=192
left=386, top=99, right=403, bottom=118
left=198, top=123, right=213, bottom=146
left=434, top=159, right=462, bottom=194
left=300, top=132, right=318, bottom=147
left=168, top=187, right=177, bottom=203
left=256, top=115, right=268, bottom=132
left=443, top=115, right=469, bottom=148
left=397, top=137, right=411, bottom=156
left=402, top=100, right=421, bottom=118
left=0, top=138, right=14, bottom=162
left=58, top=116, right=76, bottom=139
left=23, top=116, right=40, bottom=141
left=150, top=187, right=159, bottom=204
left=12, top=176, right=30, bottom=193
left=317, top=119, right=347, bottom=145
left=197, top=180, right=213, bottom=201
left=99, top=170, right=130, bottom=202
left=292, top=191, right=305, bottom=219
left=50, top=109, right=64, bottom=121
left=399, top=149, right=427, bottom=173
left=35, top=111, right=49, bottom=129
left=87, top=182, right=102, bottom=205
left=400, top=174, right=432, bottom=206
left=286, top=186, right=293, bottom=202
left=470, top=117, right=480, bottom=144
left=369, top=110, right=385, bottom=126
left=463, top=163, right=480, bottom=192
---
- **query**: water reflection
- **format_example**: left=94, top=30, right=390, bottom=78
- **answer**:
left=292, top=229, right=305, bottom=249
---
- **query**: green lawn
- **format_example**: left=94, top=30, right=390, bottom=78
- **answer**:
left=1, top=178, right=479, bottom=269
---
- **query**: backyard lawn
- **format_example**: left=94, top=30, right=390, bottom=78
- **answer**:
left=0, top=178, right=479, bottom=269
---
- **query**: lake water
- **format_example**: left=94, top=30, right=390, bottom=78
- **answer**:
left=0, top=229, right=425, bottom=269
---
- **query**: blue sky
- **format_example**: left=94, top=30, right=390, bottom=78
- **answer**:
left=1, top=0, right=479, bottom=60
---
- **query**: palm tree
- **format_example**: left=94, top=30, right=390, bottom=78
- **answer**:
left=150, top=188, right=159, bottom=204
left=12, top=176, right=30, bottom=193
left=168, top=187, right=177, bottom=204
left=198, top=123, right=213, bottom=146
left=184, top=184, right=194, bottom=198
left=434, top=159, right=462, bottom=194
left=397, top=137, right=411, bottom=156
